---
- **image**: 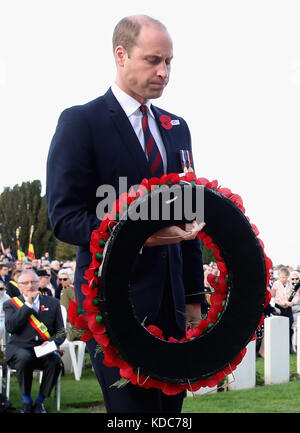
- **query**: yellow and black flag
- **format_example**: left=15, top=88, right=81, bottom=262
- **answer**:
left=16, top=227, right=25, bottom=261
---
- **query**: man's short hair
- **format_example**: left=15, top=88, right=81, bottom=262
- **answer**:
left=17, top=269, right=39, bottom=283
left=58, top=267, right=74, bottom=284
left=12, top=269, right=21, bottom=278
left=279, top=266, right=290, bottom=277
left=112, top=15, right=166, bottom=55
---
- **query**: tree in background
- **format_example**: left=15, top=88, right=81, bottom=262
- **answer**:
left=0, top=180, right=57, bottom=259
left=1, top=179, right=214, bottom=265
left=55, top=241, right=77, bottom=262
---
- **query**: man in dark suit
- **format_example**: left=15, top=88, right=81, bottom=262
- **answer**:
left=4, top=270, right=65, bottom=413
left=0, top=264, right=9, bottom=285
left=46, top=14, right=205, bottom=413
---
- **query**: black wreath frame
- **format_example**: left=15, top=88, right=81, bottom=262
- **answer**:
left=98, top=183, right=266, bottom=384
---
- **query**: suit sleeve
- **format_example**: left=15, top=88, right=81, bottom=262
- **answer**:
left=46, top=107, right=99, bottom=246
left=181, top=238, right=205, bottom=304
left=4, top=300, right=33, bottom=334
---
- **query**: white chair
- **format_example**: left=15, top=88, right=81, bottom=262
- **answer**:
left=0, top=324, right=6, bottom=352
left=60, top=305, right=86, bottom=381
left=6, top=366, right=62, bottom=411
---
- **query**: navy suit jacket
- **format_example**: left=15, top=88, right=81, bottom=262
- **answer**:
left=46, top=88, right=204, bottom=333
left=4, top=294, right=65, bottom=362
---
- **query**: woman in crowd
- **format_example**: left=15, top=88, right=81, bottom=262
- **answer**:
left=58, top=268, right=75, bottom=311
left=271, top=267, right=299, bottom=353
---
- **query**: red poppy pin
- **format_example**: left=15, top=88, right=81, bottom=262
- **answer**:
left=159, top=115, right=173, bottom=130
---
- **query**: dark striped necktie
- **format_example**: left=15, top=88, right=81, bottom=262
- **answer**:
left=140, top=105, right=164, bottom=177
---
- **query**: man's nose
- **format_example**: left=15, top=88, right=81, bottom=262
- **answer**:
left=157, top=62, right=169, bottom=80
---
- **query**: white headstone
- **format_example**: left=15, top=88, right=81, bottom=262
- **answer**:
left=264, top=316, right=289, bottom=385
left=227, top=340, right=256, bottom=390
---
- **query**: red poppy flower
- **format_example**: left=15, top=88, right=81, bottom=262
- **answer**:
left=184, top=172, right=197, bottom=182
left=136, top=183, right=149, bottom=198
left=120, top=365, right=135, bottom=380
left=82, top=295, right=100, bottom=313
left=68, top=299, right=79, bottom=325
left=206, top=179, right=218, bottom=189
left=217, top=187, right=232, bottom=197
left=161, top=381, right=185, bottom=396
left=146, top=325, right=165, bottom=340
left=196, top=177, right=209, bottom=186
left=84, top=266, right=99, bottom=284
left=230, top=194, right=245, bottom=212
left=251, top=223, right=259, bottom=236
left=90, top=230, right=102, bottom=254
left=217, top=261, right=227, bottom=275
left=81, top=331, right=93, bottom=342
left=186, top=326, right=202, bottom=339
left=159, top=114, right=172, bottom=130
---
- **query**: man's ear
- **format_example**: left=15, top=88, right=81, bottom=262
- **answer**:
left=114, top=45, right=128, bottom=67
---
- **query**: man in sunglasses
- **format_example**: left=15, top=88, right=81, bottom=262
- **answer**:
left=37, top=269, right=54, bottom=297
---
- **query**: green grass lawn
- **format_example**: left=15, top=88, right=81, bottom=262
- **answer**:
left=3, top=354, right=300, bottom=413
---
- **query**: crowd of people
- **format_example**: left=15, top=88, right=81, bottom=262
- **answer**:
left=0, top=254, right=76, bottom=352
left=0, top=252, right=77, bottom=413
left=2, top=254, right=300, bottom=355
left=203, top=261, right=300, bottom=356
left=1, top=249, right=300, bottom=413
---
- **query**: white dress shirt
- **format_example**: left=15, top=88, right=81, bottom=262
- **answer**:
left=25, top=294, right=40, bottom=312
left=111, top=83, right=167, bottom=173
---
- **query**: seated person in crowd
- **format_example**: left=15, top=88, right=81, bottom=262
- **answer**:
left=271, top=267, right=299, bottom=353
left=58, top=268, right=75, bottom=311
left=0, top=263, right=9, bottom=284
left=50, top=260, right=61, bottom=297
left=6, top=269, right=21, bottom=297
left=3, top=270, right=65, bottom=413
left=37, top=269, right=54, bottom=296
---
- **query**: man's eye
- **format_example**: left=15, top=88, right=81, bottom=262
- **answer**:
left=147, top=57, right=160, bottom=64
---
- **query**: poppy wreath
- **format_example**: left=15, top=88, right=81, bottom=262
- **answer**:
left=68, top=172, right=272, bottom=395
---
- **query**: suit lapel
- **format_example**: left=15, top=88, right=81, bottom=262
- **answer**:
left=39, top=295, right=50, bottom=315
left=103, top=88, right=152, bottom=179
left=151, top=106, right=177, bottom=174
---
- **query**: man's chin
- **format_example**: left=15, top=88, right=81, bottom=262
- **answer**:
left=147, top=89, right=165, bottom=100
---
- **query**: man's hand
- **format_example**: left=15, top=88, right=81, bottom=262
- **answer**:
left=144, top=221, right=205, bottom=247
left=26, top=292, right=39, bottom=305
left=185, top=303, right=202, bottom=330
